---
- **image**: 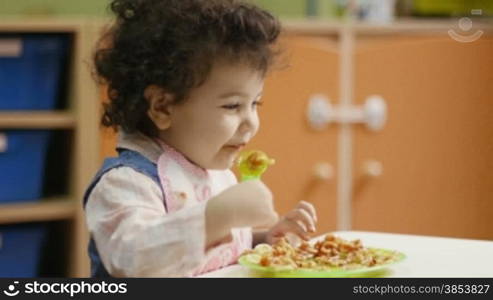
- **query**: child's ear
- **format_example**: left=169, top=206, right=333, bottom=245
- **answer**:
left=144, top=85, right=174, bottom=130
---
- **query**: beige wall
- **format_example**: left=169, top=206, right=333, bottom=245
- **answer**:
left=0, top=0, right=308, bottom=17
left=0, top=0, right=108, bottom=16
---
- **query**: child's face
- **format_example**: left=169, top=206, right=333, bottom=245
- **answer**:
left=160, top=61, right=264, bottom=169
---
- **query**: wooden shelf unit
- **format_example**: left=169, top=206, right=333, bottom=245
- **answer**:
left=253, top=20, right=493, bottom=239
left=0, top=18, right=102, bottom=277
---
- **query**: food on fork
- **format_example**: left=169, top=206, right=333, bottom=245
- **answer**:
left=237, top=150, right=275, bottom=181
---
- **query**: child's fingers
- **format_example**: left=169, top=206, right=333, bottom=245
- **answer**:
left=283, top=218, right=310, bottom=240
left=286, top=208, right=316, bottom=233
left=297, top=200, right=318, bottom=224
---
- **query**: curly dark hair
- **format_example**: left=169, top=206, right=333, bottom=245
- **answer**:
left=94, top=0, right=281, bottom=137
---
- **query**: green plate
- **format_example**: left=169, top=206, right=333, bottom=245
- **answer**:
left=238, top=248, right=406, bottom=278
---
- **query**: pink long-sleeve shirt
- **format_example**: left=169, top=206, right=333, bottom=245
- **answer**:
left=85, top=132, right=248, bottom=277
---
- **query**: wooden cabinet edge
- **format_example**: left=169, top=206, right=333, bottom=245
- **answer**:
left=0, top=112, right=76, bottom=129
left=0, top=199, right=77, bottom=224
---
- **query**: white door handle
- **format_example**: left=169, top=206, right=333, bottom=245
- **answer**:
left=307, top=94, right=387, bottom=131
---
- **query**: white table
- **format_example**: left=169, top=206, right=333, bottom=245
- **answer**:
left=201, top=231, right=493, bottom=277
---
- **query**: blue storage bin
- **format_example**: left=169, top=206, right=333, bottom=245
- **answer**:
left=0, top=223, right=47, bottom=277
left=0, top=130, right=51, bottom=203
left=0, top=34, right=69, bottom=110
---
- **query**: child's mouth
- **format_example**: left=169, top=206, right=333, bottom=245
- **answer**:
left=224, top=143, right=246, bottom=151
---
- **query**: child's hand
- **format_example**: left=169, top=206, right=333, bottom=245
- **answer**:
left=205, top=180, right=278, bottom=246
left=265, top=201, right=317, bottom=245
left=226, top=179, right=279, bottom=228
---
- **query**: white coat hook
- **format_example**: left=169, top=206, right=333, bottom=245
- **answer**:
left=362, top=160, right=383, bottom=178
left=307, top=94, right=387, bottom=131
left=313, top=162, right=334, bottom=181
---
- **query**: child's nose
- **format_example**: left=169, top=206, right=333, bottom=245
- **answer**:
left=239, top=108, right=258, bottom=134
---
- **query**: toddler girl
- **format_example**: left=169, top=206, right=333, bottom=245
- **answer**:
left=84, top=0, right=317, bottom=277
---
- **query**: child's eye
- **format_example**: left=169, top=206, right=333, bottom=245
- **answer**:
left=220, top=101, right=263, bottom=110
left=221, top=103, right=240, bottom=110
